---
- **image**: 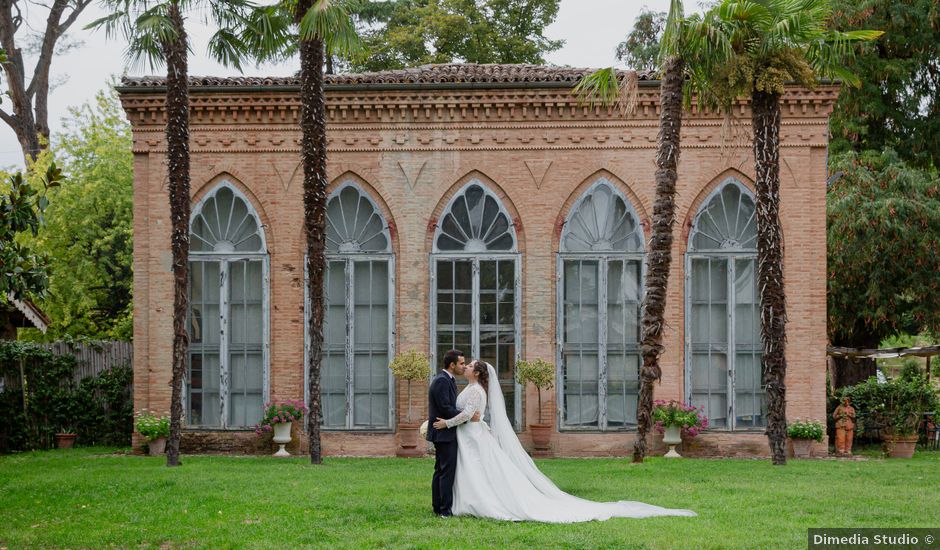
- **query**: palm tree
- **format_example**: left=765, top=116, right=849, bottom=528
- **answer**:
left=575, top=0, right=692, bottom=463
left=684, top=0, right=881, bottom=465
left=89, top=0, right=257, bottom=467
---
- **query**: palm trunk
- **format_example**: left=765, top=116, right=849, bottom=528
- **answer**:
left=298, top=2, right=327, bottom=464
left=633, top=55, right=684, bottom=463
left=163, top=2, right=190, bottom=468
left=751, top=90, right=787, bottom=466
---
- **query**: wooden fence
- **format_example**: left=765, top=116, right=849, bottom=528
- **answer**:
left=41, top=340, right=134, bottom=382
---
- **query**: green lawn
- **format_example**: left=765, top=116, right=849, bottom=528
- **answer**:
left=0, top=448, right=936, bottom=549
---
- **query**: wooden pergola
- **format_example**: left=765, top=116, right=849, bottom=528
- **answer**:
left=828, top=345, right=940, bottom=381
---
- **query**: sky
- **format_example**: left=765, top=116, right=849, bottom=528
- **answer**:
left=0, top=0, right=673, bottom=169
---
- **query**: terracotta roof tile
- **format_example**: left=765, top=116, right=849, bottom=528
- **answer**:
left=120, top=63, right=652, bottom=88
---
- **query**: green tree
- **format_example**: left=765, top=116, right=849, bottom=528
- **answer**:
left=21, top=88, right=133, bottom=341
left=0, top=163, right=62, bottom=304
left=615, top=8, right=665, bottom=73
left=828, top=0, right=940, bottom=169
left=89, top=0, right=256, bottom=467
left=576, top=0, right=695, bottom=463
left=827, top=150, right=940, bottom=385
left=685, top=0, right=882, bottom=465
left=350, top=0, right=563, bottom=72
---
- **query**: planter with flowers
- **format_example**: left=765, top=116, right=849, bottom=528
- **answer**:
left=389, top=350, right=430, bottom=457
left=516, top=358, right=555, bottom=455
left=653, top=400, right=708, bottom=458
left=255, top=400, right=307, bottom=457
left=787, top=420, right=824, bottom=458
left=135, top=411, right=170, bottom=455
left=55, top=428, right=77, bottom=449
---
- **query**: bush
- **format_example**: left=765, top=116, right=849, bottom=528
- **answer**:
left=788, top=420, right=825, bottom=442
left=843, top=374, right=939, bottom=436
left=255, top=400, right=307, bottom=435
left=652, top=400, right=709, bottom=438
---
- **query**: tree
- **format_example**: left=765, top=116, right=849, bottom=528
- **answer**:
left=615, top=8, right=665, bottom=73
left=0, top=0, right=93, bottom=162
left=828, top=0, right=940, bottom=169
left=19, top=87, right=133, bottom=341
left=827, top=149, right=940, bottom=386
left=349, top=0, right=563, bottom=72
left=0, top=162, right=62, bottom=304
left=685, top=0, right=882, bottom=465
left=575, top=0, right=696, bottom=463
left=89, top=0, right=256, bottom=467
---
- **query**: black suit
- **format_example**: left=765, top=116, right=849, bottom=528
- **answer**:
left=427, top=370, right=461, bottom=515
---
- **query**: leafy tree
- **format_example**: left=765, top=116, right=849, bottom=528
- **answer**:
left=685, top=0, right=882, bottom=465
left=20, top=88, right=133, bottom=341
left=576, top=0, right=696, bottom=463
left=350, top=0, right=563, bottom=72
left=827, top=149, right=940, bottom=385
left=615, top=8, right=665, bottom=73
left=0, top=0, right=94, bottom=162
left=0, top=162, right=61, bottom=304
left=89, top=0, right=257, bottom=467
left=828, top=0, right=940, bottom=169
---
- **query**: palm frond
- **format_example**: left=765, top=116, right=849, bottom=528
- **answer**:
left=573, top=68, right=639, bottom=115
left=298, top=0, right=362, bottom=58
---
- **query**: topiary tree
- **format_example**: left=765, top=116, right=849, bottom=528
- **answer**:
left=516, top=358, right=554, bottom=425
left=388, top=350, right=430, bottom=424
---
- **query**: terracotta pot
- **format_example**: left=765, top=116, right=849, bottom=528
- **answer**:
left=56, top=433, right=77, bottom=449
left=397, top=423, right=424, bottom=457
left=529, top=423, right=552, bottom=452
left=148, top=437, right=166, bottom=456
left=791, top=438, right=814, bottom=458
left=884, top=434, right=918, bottom=458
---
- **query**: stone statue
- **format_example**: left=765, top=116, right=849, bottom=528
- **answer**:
left=833, top=396, right=856, bottom=456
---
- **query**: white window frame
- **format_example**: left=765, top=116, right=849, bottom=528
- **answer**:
left=684, top=178, right=764, bottom=431
left=304, top=183, right=396, bottom=431
left=555, top=179, right=646, bottom=431
left=186, top=181, right=270, bottom=429
left=429, top=180, right=523, bottom=429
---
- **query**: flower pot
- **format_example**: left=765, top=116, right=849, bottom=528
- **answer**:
left=273, top=422, right=292, bottom=457
left=56, top=433, right=77, bottom=449
left=397, top=423, right=424, bottom=458
left=884, top=434, right=918, bottom=458
left=529, top=424, right=553, bottom=455
left=663, top=425, right=683, bottom=458
left=791, top=438, right=814, bottom=458
left=148, top=437, right=166, bottom=456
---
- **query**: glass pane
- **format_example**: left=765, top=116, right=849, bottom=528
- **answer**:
left=690, top=183, right=757, bottom=252
left=436, top=260, right=473, bottom=368
left=562, top=183, right=643, bottom=253
left=436, top=184, right=515, bottom=252
left=191, top=186, right=263, bottom=253
left=562, top=260, right=599, bottom=427
left=689, top=353, right=728, bottom=428
left=479, top=260, right=516, bottom=419
left=606, top=353, right=639, bottom=427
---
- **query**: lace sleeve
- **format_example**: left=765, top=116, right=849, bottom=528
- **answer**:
left=445, top=386, right=484, bottom=428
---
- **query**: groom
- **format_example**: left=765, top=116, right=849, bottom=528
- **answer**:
left=427, top=349, right=479, bottom=517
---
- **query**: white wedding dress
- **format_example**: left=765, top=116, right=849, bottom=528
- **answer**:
left=446, top=364, right=696, bottom=522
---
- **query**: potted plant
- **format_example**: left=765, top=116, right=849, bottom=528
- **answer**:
left=135, top=411, right=170, bottom=455
left=653, top=400, right=708, bottom=458
left=389, top=350, right=430, bottom=457
left=55, top=428, right=77, bottom=449
left=516, top=358, right=555, bottom=455
left=844, top=373, right=939, bottom=458
left=787, top=419, right=824, bottom=458
left=255, top=400, right=307, bottom=457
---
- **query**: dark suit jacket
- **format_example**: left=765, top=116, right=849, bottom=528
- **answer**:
left=426, top=370, right=461, bottom=443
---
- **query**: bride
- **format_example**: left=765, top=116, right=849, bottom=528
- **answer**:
left=433, top=361, right=696, bottom=522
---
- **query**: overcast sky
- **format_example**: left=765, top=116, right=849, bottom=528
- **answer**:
left=0, top=0, right=673, bottom=169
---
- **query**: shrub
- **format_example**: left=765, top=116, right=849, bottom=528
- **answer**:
left=788, top=420, right=825, bottom=442
left=843, top=374, right=939, bottom=436
left=255, top=400, right=308, bottom=435
left=134, top=411, right=169, bottom=441
left=652, top=400, right=709, bottom=438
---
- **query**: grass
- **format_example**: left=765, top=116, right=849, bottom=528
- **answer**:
left=0, top=448, right=936, bottom=549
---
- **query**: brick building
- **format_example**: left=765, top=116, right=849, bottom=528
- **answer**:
left=119, top=64, right=837, bottom=457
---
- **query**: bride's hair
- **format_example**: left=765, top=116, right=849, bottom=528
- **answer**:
left=473, top=361, right=489, bottom=393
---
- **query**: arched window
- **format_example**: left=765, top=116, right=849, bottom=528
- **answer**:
left=307, top=184, right=395, bottom=429
left=188, top=183, right=268, bottom=428
left=685, top=178, right=764, bottom=430
left=557, top=179, right=644, bottom=430
left=431, top=180, right=521, bottom=427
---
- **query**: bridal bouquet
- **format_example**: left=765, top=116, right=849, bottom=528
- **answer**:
left=652, top=400, right=709, bottom=438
